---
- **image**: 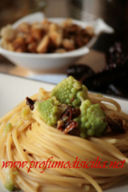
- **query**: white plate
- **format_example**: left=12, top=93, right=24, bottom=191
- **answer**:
left=0, top=73, right=128, bottom=192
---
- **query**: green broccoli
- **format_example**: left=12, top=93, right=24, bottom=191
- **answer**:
left=37, top=97, right=62, bottom=126
left=5, top=182, right=22, bottom=192
left=51, top=76, right=88, bottom=107
left=80, top=100, right=107, bottom=138
left=36, top=77, right=107, bottom=138
left=5, top=181, right=15, bottom=191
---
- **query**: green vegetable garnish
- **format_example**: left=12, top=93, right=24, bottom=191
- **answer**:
left=37, top=97, right=61, bottom=126
left=80, top=100, right=107, bottom=137
left=5, top=180, right=15, bottom=191
left=51, top=76, right=88, bottom=107
left=36, top=76, right=108, bottom=138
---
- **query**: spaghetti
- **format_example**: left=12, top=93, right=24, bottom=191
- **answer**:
left=0, top=86, right=128, bottom=192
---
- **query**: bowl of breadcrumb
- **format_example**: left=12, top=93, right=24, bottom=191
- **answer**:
left=0, top=12, right=114, bottom=71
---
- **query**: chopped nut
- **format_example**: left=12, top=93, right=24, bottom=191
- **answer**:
left=63, top=24, right=81, bottom=39
left=62, top=18, right=73, bottom=27
left=49, top=23, right=60, bottom=33
left=62, top=39, right=75, bottom=50
left=18, top=22, right=31, bottom=33
left=15, top=48, right=24, bottom=52
left=7, top=44, right=15, bottom=51
left=25, top=35, right=35, bottom=44
left=31, top=22, right=44, bottom=30
left=85, top=26, right=94, bottom=36
left=31, top=28, right=44, bottom=41
left=28, top=42, right=37, bottom=53
left=49, top=30, right=62, bottom=47
left=12, top=37, right=26, bottom=51
left=75, top=36, right=85, bottom=48
left=42, top=19, right=51, bottom=31
left=42, top=19, right=51, bottom=25
left=55, top=48, right=66, bottom=53
left=1, top=25, right=17, bottom=41
left=37, top=35, right=49, bottom=53
left=1, top=39, right=14, bottom=51
left=1, top=18, right=94, bottom=54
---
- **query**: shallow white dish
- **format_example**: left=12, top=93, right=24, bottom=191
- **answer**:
left=0, top=12, right=113, bottom=71
left=0, top=73, right=127, bottom=192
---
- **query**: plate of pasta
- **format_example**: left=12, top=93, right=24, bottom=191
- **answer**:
left=0, top=73, right=128, bottom=192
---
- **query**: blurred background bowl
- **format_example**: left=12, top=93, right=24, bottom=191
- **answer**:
left=0, top=15, right=113, bottom=71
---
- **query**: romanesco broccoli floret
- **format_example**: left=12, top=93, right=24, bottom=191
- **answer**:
left=80, top=100, right=107, bottom=137
left=37, top=97, right=61, bottom=126
left=5, top=180, right=15, bottom=191
left=51, top=76, right=88, bottom=107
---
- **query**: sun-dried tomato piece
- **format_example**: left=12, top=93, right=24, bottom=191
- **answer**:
left=63, top=121, right=78, bottom=134
left=57, top=106, right=80, bottom=134
left=26, top=97, right=35, bottom=110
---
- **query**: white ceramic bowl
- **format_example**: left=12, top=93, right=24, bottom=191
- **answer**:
left=0, top=13, right=114, bottom=71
